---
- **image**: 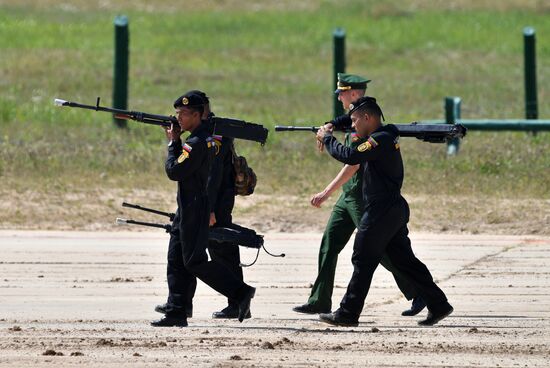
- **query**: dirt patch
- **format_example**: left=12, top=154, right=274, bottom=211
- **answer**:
left=1, top=188, right=547, bottom=235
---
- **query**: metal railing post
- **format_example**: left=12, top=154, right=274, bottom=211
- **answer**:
left=333, top=28, right=346, bottom=119
left=113, top=15, right=129, bottom=128
left=445, top=97, right=461, bottom=156
left=523, top=27, right=538, bottom=120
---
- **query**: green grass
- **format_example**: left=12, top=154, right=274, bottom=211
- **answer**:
left=1, top=0, right=549, bottom=204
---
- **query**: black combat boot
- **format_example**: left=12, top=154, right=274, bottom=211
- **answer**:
left=150, top=312, right=188, bottom=327
left=212, top=305, right=251, bottom=319
left=319, top=309, right=359, bottom=327
left=292, top=303, right=331, bottom=315
left=154, top=303, right=192, bottom=318
left=401, top=297, right=427, bottom=316
left=418, top=303, right=453, bottom=326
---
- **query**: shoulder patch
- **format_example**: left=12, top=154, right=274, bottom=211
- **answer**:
left=206, top=136, right=221, bottom=155
left=177, top=150, right=189, bottom=163
left=178, top=143, right=193, bottom=163
left=213, top=137, right=222, bottom=155
left=357, top=136, right=380, bottom=152
left=357, top=141, right=372, bottom=152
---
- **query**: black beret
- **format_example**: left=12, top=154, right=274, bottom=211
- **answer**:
left=348, top=96, right=385, bottom=121
left=173, top=90, right=207, bottom=109
left=186, top=90, right=209, bottom=104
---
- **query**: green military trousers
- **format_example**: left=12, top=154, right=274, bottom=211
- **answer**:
left=307, top=193, right=417, bottom=310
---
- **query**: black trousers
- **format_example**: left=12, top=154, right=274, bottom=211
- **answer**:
left=207, top=191, right=243, bottom=309
left=340, top=196, right=449, bottom=319
left=166, top=195, right=248, bottom=313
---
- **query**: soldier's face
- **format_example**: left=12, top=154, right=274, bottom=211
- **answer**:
left=176, top=108, right=201, bottom=131
left=338, top=89, right=365, bottom=110
left=337, top=90, right=354, bottom=109
left=350, top=111, right=366, bottom=137
left=351, top=110, right=376, bottom=137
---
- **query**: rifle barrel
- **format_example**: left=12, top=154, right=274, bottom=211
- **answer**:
left=122, top=202, right=175, bottom=220
left=274, top=126, right=317, bottom=132
left=54, top=97, right=176, bottom=126
left=116, top=218, right=171, bottom=232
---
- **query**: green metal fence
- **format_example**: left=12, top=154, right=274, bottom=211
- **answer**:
left=330, top=26, right=546, bottom=155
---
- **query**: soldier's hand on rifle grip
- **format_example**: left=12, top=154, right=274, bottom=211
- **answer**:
left=164, top=122, right=182, bottom=142
left=209, top=212, right=217, bottom=227
left=316, top=125, right=333, bottom=152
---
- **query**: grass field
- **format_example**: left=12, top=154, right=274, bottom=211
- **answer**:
left=0, top=0, right=549, bottom=233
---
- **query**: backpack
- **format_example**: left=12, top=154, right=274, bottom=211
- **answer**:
left=230, top=143, right=257, bottom=196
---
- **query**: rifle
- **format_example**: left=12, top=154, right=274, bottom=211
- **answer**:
left=117, top=202, right=175, bottom=233
left=118, top=202, right=283, bottom=266
left=275, top=122, right=467, bottom=143
left=116, top=217, right=172, bottom=232
left=115, top=216, right=263, bottom=249
left=122, top=201, right=175, bottom=221
left=54, top=97, right=269, bottom=145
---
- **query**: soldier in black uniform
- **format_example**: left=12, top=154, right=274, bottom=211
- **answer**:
left=151, top=91, right=255, bottom=327
left=316, top=96, right=453, bottom=327
left=202, top=98, right=250, bottom=320
left=328, top=88, right=426, bottom=316
left=186, top=91, right=249, bottom=319
left=295, top=73, right=425, bottom=318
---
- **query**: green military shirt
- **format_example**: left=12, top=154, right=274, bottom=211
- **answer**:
left=341, top=132, right=365, bottom=202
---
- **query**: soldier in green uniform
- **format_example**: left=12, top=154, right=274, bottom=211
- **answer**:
left=293, top=74, right=425, bottom=316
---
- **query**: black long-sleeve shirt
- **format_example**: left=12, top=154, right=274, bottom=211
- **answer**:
left=165, top=123, right=214, bottom=207
left=204, top=116, right=236, bottom=214
left=323, top=124, right=404, bottom=224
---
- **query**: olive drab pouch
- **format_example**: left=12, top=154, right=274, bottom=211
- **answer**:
left=230, top=143, right=257, bottom=196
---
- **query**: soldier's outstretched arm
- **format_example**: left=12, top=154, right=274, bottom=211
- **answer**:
left=311, top=164, right=359, bottom=207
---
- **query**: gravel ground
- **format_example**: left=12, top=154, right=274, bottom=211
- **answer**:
left=0, top=231, right=549, bottom=367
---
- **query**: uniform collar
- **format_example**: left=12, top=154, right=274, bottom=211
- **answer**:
left=368, top=123, right=384, bottom=137
left=189, top=121, right=208, bottom=138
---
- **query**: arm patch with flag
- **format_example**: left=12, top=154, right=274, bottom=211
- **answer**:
left=177, top=143, right=193, bottom=163
left=357, top=137, right=378, bottom=152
